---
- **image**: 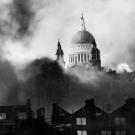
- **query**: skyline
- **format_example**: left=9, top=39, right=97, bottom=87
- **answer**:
left=0, top=0, right=135, bottom=70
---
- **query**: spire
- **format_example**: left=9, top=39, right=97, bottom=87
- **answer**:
left=81, top=13, right=86, bottom=30
left=56, top=40, right=65, bottom=67
left=56, top=40, right=64, bottom=56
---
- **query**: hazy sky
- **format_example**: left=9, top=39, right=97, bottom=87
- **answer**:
left=0, top=0, right=135, bottom=114
left=0, top=0, right=135, bottom=69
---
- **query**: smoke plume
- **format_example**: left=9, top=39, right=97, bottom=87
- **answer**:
left=0, top=0, right=135, bottom=117
left=1, top=58, right=134, bottom=117
left=0, top=0, right=135, bottom=68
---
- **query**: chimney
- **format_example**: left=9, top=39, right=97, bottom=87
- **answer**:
left=37, top=108, right=45, bottom=120
left=85, top=99, right=95, bottom=107
left=26, top=98, right=31, bottom=107
left=126, top=97, right=135, bottom=104
left=26, top=98, right=32, bottom=119
left=52, top=103, right=59, bottom=115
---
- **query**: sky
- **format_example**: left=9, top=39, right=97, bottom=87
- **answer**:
left=0, top=0, right=135, bottom=69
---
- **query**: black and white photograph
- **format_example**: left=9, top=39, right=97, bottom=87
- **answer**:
left=0, top=0, right=135, bottom=135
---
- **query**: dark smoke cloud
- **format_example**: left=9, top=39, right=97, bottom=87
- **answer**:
left=0, top=0, right=36, bottom=40
left=0, top=56, right=133, bottom=117
left=0, top=0, right=135, bottom=118
left=3, top=58, right=135, bottom=117
left=0, top=59, right=19, bottom=105
left=10, top=0, right=35, bottom=38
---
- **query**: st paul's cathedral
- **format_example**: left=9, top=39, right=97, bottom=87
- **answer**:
left=56, top=14, right=101, bottom=70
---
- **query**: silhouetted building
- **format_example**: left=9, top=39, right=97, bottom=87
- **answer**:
left=72, top=99, right=106, bottom=135
left=0, top=98, right=33, bottom=135
left=51, top=97, right=135, bottom=135
left=14, top=119, right=58, bottom=135
left=0, top=99, right=58, bottom=135
left=52, top=103, right=73, bottom=135
left=102, top=97, right=135, bottom=135
left=37, top=108, right=45, bottom=120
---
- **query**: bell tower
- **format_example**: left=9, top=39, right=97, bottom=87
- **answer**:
left=56, top=40, right=65, bottom=67
left=91, top=40, right=101, bottom=68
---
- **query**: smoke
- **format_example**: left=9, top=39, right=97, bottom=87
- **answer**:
left=20, top=58, right=135, bottom=115
left=10, top=0, right=35, bottom=38
left=0, top=0, right=135, bottom=68
left=0, top=0, right=135, bottom=117
left=0, top=0, right=43, bottom=64
left=0, top=0, right=37, bottom=40
left=0, top=57, right=133, bottom=117
left=0, top=59, right=19, bottom=105
left=0, top=56, right=134, bottom=117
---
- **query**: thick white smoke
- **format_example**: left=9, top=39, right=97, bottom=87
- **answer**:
left=0, top=0, right=135, bottom=116
left=0, top=0, right=135, bottom=70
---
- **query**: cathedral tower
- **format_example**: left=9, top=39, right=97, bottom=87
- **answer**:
left=56, top=40, right=65, bottom=67
left=68, top=14, right=101, bottom=69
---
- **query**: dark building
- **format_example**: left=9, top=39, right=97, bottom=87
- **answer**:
left=14, top=118, right=58, bottom=135
left=37, top=108, right=45, bottom=120
left=102, top=97, right=135, bottom=135
left=51, top=98, right=135, bottom=135
left=0, top=99, right=58, bottom=135
left=72, top=99, right=106, bottom=135
left=52, top=103, right=73, bottom=135
left=0, top=98, right=33, bottom=134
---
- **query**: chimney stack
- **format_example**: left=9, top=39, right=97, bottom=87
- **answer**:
left=126, top=97, right=135, bottom=104
left=85, top=99, right=95, bottom=107
left=37, top=108, right=45, bottom=120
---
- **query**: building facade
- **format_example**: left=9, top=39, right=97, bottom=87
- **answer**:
left=0, top=98, right=33, bottom=134
left=51, top=97, right=135, bottom=135
left=52, top=103, right=73, bottom=135
left=0, top=99, right=58, bottom=135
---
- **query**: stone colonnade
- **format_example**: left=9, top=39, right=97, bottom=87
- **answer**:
left=69, top=53, right=92, bottom=64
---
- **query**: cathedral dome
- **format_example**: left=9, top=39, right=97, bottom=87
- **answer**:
left=72, top=30, right=95, bottom=44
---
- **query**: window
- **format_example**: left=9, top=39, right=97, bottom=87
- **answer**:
left=18, top=112, right=27, bottom=120
left=77, top=131, right=87, bottom=135
left=115, top=117, right=126, bottom=126
left=82, top=118, right=86, bottom=125
left=101, top=130, right=111, bottom=135
left=76, top=118, right=86, bottom=125
left=96, top=112, right=102, bottom=116
left=0, top=113, right=6, bottom=120
left=115, top=131, right=126, bottom=135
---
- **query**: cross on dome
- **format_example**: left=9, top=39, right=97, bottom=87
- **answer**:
left=81, top=13, right=86, bottom=30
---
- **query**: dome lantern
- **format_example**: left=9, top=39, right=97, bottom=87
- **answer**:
left=71, top=14, right=95, bottom=44
left=81, top=13, right=86, bottom=31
